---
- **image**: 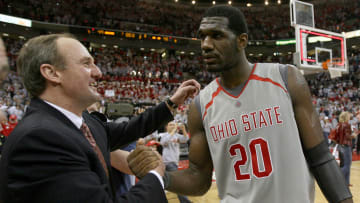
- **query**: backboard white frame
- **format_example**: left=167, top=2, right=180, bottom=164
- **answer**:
left=294, top=24, right=348, bottom=72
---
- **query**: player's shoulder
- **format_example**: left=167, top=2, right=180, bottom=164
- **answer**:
left=198, top=79, right=217, bottom=101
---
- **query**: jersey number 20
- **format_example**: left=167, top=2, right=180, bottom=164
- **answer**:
left=229, top=138, right=273, bottom=180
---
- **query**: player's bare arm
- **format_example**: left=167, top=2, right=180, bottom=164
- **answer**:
left=287, top=65, right=353, bottom=203
left=287, top=65, right=324, bottom=149
left=165, top=101, right=213, bottom=196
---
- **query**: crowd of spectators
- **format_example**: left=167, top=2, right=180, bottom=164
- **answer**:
left=1, top=33, right=360, bottom=154
left=0, top=0, right=359, bottom=40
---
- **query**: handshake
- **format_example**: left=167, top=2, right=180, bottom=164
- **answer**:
left=127, top=138, right=165, bottom=178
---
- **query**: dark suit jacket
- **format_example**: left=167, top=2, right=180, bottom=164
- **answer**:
left=0, top=98, right=173, bottom=203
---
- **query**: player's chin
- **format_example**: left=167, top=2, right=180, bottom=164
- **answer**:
left=206, top=64, right=222, bottom=73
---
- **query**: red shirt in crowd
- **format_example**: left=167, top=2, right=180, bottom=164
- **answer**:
left=335, top=122, right=352, bottom=146
left=1, top=122, right=17, bottom=137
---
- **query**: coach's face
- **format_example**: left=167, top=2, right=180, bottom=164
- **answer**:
left=56, top=38, right=102, bottom=107
left=198, top=17, right=240, bottom=73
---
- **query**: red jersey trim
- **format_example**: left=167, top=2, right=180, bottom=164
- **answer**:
left=248, top=74, right=288, bottom=93
left=216, top=63, right=257, bottom=98
left=202, top=86, right=222, bottom=120
left=202, top=64, right=257, bottom=120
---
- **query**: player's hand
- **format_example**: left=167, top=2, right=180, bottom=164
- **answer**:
left=0, top=38, right=9, bottom=83
left=170, top=79, right=200, bottom=106
left=127, top=138, right=164, bottom=178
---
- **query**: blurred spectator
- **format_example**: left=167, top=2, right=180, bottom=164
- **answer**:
left=1, top=114, right=17, bottom=137
left=332, top=111, right=355, bottom=186
left=321, top=116, right=332, bottom=144
left=160, top=121, right=190, bottom=203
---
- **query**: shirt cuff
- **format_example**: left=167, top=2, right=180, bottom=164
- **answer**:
left=149, top=170, right=164, bottom=189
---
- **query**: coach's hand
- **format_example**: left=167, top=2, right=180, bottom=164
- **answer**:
left=170, top=79, right=201, bottom=106
left=127, top=138, right=165, bottom=178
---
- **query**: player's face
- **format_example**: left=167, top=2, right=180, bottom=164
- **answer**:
left=56, top=38, right=102, bottom=107
left=198, top=17, right=240, bottom=72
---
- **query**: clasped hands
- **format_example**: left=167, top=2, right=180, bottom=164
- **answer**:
left=127, top=138, right=165, bottom=178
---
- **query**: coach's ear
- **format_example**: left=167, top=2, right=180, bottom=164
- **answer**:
left=39, top=64, right=61, bottom=85
left=237, top=33, right=248, bottom=50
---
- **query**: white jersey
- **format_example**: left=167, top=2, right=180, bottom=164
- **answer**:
left=199, top=63, right=314, bottom=203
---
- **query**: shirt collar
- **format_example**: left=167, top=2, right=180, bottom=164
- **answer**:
left=43, top=100, right=83, bottom=129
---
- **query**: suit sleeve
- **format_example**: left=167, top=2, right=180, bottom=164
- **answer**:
left=118, top=173, right=167, bottom=203
left=5, top=128, right=166, bottom=203
left=6, top=128, right=114, bottom=203
left=107, top=102, right=174, bottom=150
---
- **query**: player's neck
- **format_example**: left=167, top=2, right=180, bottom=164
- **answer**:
left=219, top=60, right=253, bottom=89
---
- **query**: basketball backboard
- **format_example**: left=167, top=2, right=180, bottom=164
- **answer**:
left=290, top=0, right=315, bottom=27
left=293, top=24, right=348, bottom=73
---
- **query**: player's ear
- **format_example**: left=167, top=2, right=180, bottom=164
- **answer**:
left=237, top=33, right=248, bottom=49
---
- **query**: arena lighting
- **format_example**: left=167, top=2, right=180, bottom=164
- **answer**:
left=277, top=0, right=281, bottom=4
left=345, top=30, right=360, bottom=39
left=228, top=1, right=232, bottom=5
left=308, top=36, right=331, bottom=43
left=140, top=48, right=145, bottom=51
left=175, top=0, right=178, bottom=2
left=249, top=53, right=254, bottom=56
left=246, top=3, right=252, bottom=7
left=212, top=1, right=216, bottom=5
left=101, top=44, right=106, bottom=47
left=265, top=1, right=269, bottom=5
left=104, top=31, right=115, bottom=36
left=276, top=39, right=296, bottom=45
left=192, top=0, right=196, bottom=5
left=0, top=14, right=32, bottom=27
left=180, top=51, right=185, bottom=54
left=2, top=33, right=9, bottom=37
left=150, top=48, right=156, bottom=52
left=113, top=45, right=118, bottom=48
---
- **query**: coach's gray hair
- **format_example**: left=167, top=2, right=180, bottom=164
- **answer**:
left=17, top=33, right=75, bottom=97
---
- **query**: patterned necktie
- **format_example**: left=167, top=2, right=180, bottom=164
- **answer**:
left=80, top=122, right=109, bottom=178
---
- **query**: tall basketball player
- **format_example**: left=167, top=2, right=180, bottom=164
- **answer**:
left=162, top=5, right=353, bottom=203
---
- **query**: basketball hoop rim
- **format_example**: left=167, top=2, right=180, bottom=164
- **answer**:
left=322, top=58, right=343, bottom=71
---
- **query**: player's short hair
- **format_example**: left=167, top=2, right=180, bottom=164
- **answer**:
left=17, top=33, right=75, bottom=97
left=203, top=5, right=248, bottom=35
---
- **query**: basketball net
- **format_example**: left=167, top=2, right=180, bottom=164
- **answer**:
left=322, top=58, right=342, bottom=79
